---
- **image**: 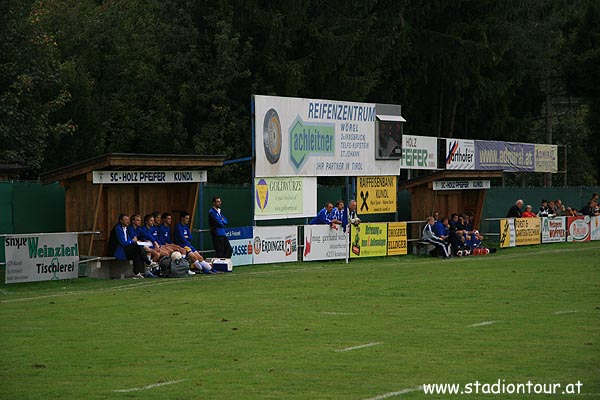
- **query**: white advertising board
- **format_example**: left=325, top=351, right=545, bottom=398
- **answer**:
left=398, top=135, right=438, bottom=170
left=445, top=139, right=475, bottom=170
left=252, top=226, right=298, bottom=264
left=93, top=170, right=207, bottom=184
left=302, top=225, right=348, bottom=261
left=433, top=180, right=490, bottom=191
left=253, top=95, right=400, bottom=177
left=254, top=177, right=317, bottom=220
left=541, top=217, right=566, bottom=243
left=226, top=227, right=253, bottom=266
left=4, top=233, right=79, bottom=283
left=590, top=216, right=600, bottom=241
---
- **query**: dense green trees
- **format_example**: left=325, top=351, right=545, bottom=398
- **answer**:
left=1, top=0, right=597, bottom=184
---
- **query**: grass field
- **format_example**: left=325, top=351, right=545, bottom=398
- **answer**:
left=1, top=241, right=599, bottom=399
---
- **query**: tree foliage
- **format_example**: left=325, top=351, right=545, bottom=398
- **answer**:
left=1, top=0, right=598, bottom=184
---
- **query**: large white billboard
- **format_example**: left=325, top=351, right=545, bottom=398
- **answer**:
left=253, top=95, right=401, bottom=177
left=252, top=226, right=298, bottom=264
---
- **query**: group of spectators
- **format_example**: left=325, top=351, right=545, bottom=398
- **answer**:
left=108, top=196, right=233, bottom=279
left=506, top=193, right=599, bottom=218
left=310, top=199, right=361, bottom=230
left=421, top=211, right=484, bottom=259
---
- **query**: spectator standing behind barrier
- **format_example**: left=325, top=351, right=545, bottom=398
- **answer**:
left=537, top=200, right=551, bottom=217
left=208, top=196, right=233, bottom=259
left=107, top=214, right=146, bottom=279
left=522, top=205, right=537, bottom=218
left=310, top=202, right=342, bottom=227
left=347, top=200, right=361, bottom=227
left=421, top=216, right=452, bottom=259
left=506, top=199, right=523, bottom=218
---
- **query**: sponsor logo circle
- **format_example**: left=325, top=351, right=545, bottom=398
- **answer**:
left=263, top=108, right=282, bottom=164
left=253, top=236, right=262, bottom=254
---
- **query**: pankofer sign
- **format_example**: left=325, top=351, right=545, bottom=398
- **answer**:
left=4, top=233, right=79, bottom=283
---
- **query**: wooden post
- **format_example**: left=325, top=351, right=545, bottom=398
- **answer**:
left=88, top=183, right=103, bottom=255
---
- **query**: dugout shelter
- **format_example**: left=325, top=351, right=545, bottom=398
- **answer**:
left=40, top=153, right=225, bottom=256
left=398, top=170, right=503, bottom=233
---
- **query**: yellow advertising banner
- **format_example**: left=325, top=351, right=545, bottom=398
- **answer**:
left=514, top=217, right=541, bottom=246
left=499, top=219, right=515, bottom=248
left=357, top=176, right=397, bottom=214
left=350, top=223, right=388, bottom=258
left=387, top=222, right=408, bottom=255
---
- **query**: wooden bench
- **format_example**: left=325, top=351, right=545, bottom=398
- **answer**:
left=83, top=257, right=133, bottom=279
left=411, top=241, right=435, bottom=256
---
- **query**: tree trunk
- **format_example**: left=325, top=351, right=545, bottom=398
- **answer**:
left=544, top=79, right=553, bottom=187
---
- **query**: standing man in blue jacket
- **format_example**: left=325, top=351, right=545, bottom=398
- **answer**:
left=208, top=196, right=233, bottom=258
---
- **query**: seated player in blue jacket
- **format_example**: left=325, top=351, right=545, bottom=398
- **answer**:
left=173, top=211, right=218, bottom=274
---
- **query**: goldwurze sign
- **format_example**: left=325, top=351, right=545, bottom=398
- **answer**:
left=4, top=233, right=79, bottom=283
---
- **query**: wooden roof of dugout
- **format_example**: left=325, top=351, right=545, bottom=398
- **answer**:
left=397, top=170, right=503, bottom=191
left=40, top=153, right=226, bottom=184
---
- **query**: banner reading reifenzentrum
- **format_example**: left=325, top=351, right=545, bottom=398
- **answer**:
left=253, top=95, right=400, bottom=177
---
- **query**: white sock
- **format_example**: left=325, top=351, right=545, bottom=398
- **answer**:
left=201, top=260, right=212, bottom=271
left=194, top=260, right=202, bottom=270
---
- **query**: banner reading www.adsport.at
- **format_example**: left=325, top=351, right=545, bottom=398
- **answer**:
left=4, top=233, right=79, bottom=283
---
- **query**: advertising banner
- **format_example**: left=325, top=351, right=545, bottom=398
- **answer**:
left=252, top=226, right=298, bottom=264
left=514, top=217, right=541, bottom=246
left=253, top=95, right=400, bottom=177
left=499, top=219, right=516, bottom=248
left=387, top=222, right=408, bottom=256
left=4, top=233, right=79, bottom=283
left=432, top=180, right=490, bottom=191
left=93, top=170, right=207, bottom=184
left=591, top=216, right=600, bottom=241
left=302, top=225, right=348, bottom=261
left=254, top=177, right=317, bottom=220
left=567, top=216, right=590, bottom=242
left=541, top=217, right=566, bottom=243
left=445, top=139, right=475, bottom=170
left=349, top=223, right=388, bottom=258
left=534, top=144, right=558, bottom=173
left=226, top=227, right=253, bottom=266
left=398, top=135, right=438, bottom=170
left=356, top=176, right=397, bottom=214
left=475, top=141, right=535, bottom=172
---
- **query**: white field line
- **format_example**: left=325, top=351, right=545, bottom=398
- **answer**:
left=2, top=245, right=598, bottom=304
left=363, top=386, right=423, bottom=400
left=335, top=342, right=382, bottom=352
left=321, top=311, right=353, bottom=315
left=553, top=310, right=578, bottom=315
left=468, top=320, right=501, bottom=327
left=113, top=379, right=185, bottom=393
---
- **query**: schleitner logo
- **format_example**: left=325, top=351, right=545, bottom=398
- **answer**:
left=289, top=116, right=335, bottom=171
